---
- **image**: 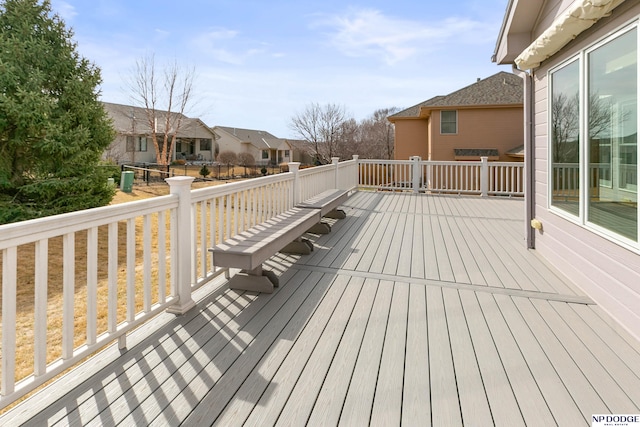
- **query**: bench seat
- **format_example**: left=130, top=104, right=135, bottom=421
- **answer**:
left=208, top=207, right=321, bottom=293
left=296, top=189, right=349, bottom=233
left=296, top=189, right=349, bottom=217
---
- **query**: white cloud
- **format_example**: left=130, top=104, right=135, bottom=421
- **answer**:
left=191, top=29, right=266, bottom=65
left=315, top=8, right=495, bottom=65
left=51, top=0, right=77, bottom=21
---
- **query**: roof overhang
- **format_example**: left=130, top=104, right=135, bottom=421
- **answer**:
left=493, top=0, right=546, bottom=65
left=515, top=0, right=627, bottom=69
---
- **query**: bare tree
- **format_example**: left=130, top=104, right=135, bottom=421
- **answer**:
left=359, top=107, right=400, bottom=159
left=217, top=150, right=237, bottom=166
left=128, top=54, right=195, bottom=165
left=289, top=102, right=349, bottom=164
left=237, top=152, right=255, bottom=176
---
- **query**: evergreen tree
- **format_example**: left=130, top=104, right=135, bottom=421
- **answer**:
left=0, top=0, right=115, bottom=223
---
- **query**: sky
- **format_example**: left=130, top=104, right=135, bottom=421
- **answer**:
left=50, top=0, right=512, bottom=139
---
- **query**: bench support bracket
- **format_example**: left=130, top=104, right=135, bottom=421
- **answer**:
left=228, top=265, right=279, bottom=294
left=324, top=209, right=346, bottom=219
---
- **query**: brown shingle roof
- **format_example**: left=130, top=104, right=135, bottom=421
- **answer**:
left=214, top=126, right=287, bottom=150
left=103, top=102, right=215, bottom=139
left=390, top=71, right=523, bottom=119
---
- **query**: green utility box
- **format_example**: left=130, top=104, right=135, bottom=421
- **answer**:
left=120, top=171, right=134, bottom=193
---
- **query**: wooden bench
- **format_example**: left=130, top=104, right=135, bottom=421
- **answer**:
left=296, top=189, right=349, bottom=234
left=208, top=207, right=321, bottom=293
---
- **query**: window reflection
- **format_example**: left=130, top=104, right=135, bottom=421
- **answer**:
left=588, top=29, right=637, bottom=241
left=551, top=60, right=581, bottom=216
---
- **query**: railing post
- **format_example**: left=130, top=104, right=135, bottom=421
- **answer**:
left=166, top=176, right=196, bottom=315
left=410, top=156, right=422, bottom=193
left=332, top=157, right=340, bottom=188
left=352, top=155, right=359, bottom=188
left=289, top=162, right=300, bottom=205
left=480, top=156, right=489, bottom=197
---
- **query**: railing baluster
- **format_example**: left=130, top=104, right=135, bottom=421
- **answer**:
left=158, top=210, right=167, bottom=304
left=87, top=228, right=98, bottom=346
left=34, top=239, right=48, bottom=376
left=143, top=214, right=152, bottom=313
left=2, top=247, right=17, bottom=396
left=126, top=218, right=136, bottom=323
left=62, top=232, right=75, bottom=360
left=108, top=222, right=118, bottom=333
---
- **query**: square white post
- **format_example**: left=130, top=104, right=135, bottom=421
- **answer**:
left=480, top=156, right=489, bottom=197
left=289, top=162, right=301, bottom=205
left=332, top=157, right=340, bottom=189
left=166, top=176, right=197, bottom=315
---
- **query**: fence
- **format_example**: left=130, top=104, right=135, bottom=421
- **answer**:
left=359, top=157, right=524, bottom=196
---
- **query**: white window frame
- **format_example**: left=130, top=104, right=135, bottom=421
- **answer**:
left=547, top=21, right=639, bottom=251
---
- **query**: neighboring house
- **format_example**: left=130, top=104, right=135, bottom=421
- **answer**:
left=285, top=139, right=316, bottom=165
left=102, top=102, right=217, bottom=164
left=389, top=71, right=524, bottom=162
left=213, top=126, right=292, bottom=165
left=494, top=0, right=639, bottom=339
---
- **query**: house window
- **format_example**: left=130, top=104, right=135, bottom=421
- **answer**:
left=440, top=110, right=457, bottom=134
left=200, top=138, right=212, bottom=151
left=262, top=150, right=269, bottom=159
left=126, top=136, right=135, bottom=152
left=136, top=137, right=147, bottom=152
left=284, top=150, right=290, bottom=158
left=548, top=24, right=637, bottom=244
left=550, top=59, right=581, bottom=216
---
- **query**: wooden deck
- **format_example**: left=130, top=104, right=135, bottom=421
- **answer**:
left=4, top=192, right=640, bottom=426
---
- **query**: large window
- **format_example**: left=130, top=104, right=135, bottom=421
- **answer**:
left=549, top=25, right=638, bottom=244
left=551, top=60, right=581, bottom=216
left=440, top=110, right=457, bottom=134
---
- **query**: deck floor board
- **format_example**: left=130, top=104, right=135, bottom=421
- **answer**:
left=6, top=192, right=640, bottom=427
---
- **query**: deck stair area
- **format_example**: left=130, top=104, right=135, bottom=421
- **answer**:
left=3, top=192, right=640, bottom=426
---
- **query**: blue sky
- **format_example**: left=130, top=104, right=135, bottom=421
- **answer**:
left=51, top=0, right=511, bottom=138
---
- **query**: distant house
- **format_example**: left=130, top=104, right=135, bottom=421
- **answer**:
left=213, top=126, right=292, bottom=166
left=389, top=72, right=524, bottom=161
left=494, top=0, right=639, bottom=339
left=102, top=102, right=217, bottom=164
left=285, top=139, right=316, bottom=165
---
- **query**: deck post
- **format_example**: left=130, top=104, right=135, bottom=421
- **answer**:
left=352, top=155, right=359, bottom=189
left=166, top=176, right=197, bottom=315
left=411, top=156, right=422, bottom=193
left=332, top=157, right=340, bottom=188
left=480, top=156, right=489, bottom=197
left=289, top=162, right=301, bottom=205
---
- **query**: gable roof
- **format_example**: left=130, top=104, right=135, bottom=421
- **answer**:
left=214, top=126, right=288, bottom=150
left=389, top=72, right=523, bottom=120
left=103, top=102, right=215, bottom=139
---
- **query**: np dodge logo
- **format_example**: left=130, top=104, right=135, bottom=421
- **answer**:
left=592, top=414, right=640, bottom=427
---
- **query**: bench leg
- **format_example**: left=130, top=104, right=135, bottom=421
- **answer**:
left=324, top=209, right=346, bottom=219
left=307, top=221, right=331, bottom=234
left=228, top=265, right=278, bottom=294
left=281, top=237, right=313, bottom=254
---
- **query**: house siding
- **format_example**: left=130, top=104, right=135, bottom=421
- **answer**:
left=394, top=119, right=429, bottom=160
left=430, top=107, right=523, bottom=161
left=530, top=2, right=640, bottom=339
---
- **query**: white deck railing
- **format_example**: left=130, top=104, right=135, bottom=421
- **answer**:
left=359, top=157, right=524, bottom=196
left=0, top=155, right=520, bottom=409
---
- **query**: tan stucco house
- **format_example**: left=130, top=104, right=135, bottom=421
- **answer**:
left=102, top=102, right=217, bottom=164
left=389, top=71, right=524, bottom=162
left=213, top=126, right=292, bottom=166
left=494, top=0, right=639, bottom=339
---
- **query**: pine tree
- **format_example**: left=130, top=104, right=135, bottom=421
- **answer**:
left=0, top=0, right=115, bottom=223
